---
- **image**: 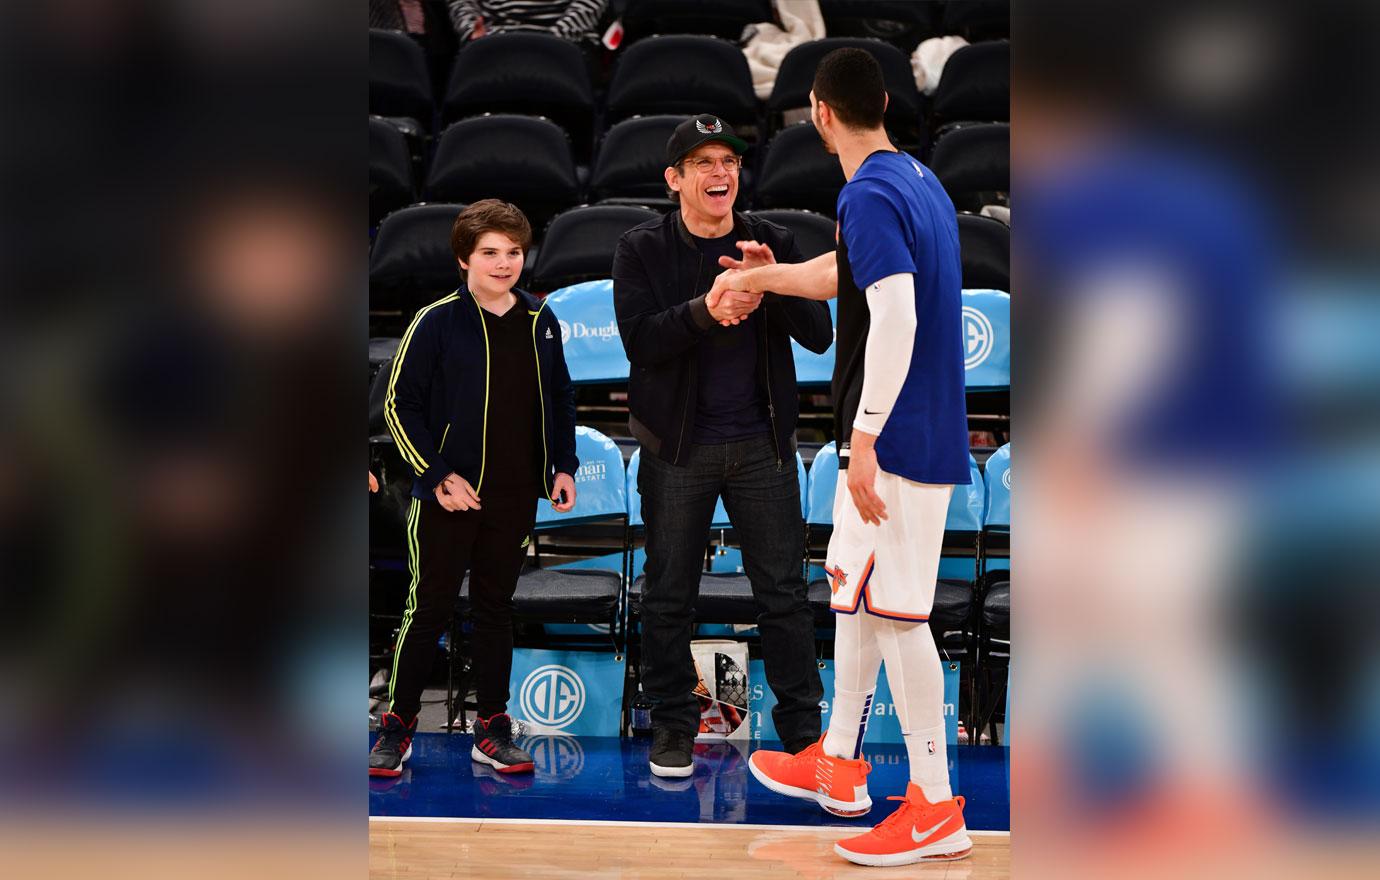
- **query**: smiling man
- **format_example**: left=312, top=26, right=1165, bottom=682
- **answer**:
left=612, top=114, right=833, bottom=779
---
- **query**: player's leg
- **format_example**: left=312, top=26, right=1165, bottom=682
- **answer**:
left=371, top=498, right=477, bottom=776
left=466, top=492, right=540, bottom=773
left=834, top=475, right=972, bottom=865
left=747, top=471, right=878, bottom=816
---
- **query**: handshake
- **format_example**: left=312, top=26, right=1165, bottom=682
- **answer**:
left=705, top=240, right=772, bottom=327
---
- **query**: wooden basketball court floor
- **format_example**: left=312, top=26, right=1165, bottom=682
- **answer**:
left=370, top=816, right=1011, bottom=879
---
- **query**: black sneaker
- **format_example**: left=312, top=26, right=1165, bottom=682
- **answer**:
left=471, top=714, right=534, bottom=774
left=369, top=712, right=417, bottom=777
left=649, top=727, right=695, bottom=778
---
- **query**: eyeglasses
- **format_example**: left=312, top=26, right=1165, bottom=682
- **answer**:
left=681, top=155, right=741, bottom=174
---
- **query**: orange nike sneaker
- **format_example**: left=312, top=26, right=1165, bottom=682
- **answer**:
left=748, top=739, right=872, bottom=817
left=834, top=783, right=972, bottom=866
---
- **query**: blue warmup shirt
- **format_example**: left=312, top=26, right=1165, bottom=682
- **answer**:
left=691, top=231, right=771, bottom=443
left=834, top=150, right=970, bottom=484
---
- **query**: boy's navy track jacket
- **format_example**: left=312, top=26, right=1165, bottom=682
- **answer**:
left=612, top=209, right=834, bottom=466
left=386, top=286, right=579, bottom=501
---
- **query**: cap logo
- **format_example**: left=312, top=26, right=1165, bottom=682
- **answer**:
left=696, top=117, right=723, bottom=134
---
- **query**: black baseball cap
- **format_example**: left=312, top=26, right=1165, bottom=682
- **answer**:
left=666, top=114, right=749, bottom=166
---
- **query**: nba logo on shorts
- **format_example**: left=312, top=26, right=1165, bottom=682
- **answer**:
left=927, top=739, right=936, bottom=755
left=519, top=664, right=586, bottom=729
left=962, top=306, right=994, bottom=369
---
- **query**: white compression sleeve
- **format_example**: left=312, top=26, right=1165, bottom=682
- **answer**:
left=853, top=273, right=917, bottom=437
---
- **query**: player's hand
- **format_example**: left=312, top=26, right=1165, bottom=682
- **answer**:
left=847, top=432, right=888, bottom=525
left=550, top=472, right=576, bottom=512
left=707, top=281, right=762, bottom=327
left=717, top=240, right=776, bottom=272
left=368, top=471, right=379, bottom=493
left=435, top=472, right=481, bottom=512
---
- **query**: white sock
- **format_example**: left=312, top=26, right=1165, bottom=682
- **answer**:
left=905, top=724, right=953, bottom=803
left=823, top=687, right=875, bottom=759
left=822, top=611, right=882, bottom=759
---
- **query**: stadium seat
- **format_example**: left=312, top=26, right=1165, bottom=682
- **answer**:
left=423, top=115, right=579, bottom=231
left=369, top=29, right=434, bottom=127
left=931, top=39, right=1010, bottom=125
left=818, top=1, right=938, bottom=53
left=746, top=208, right=837, bottom=260
left=976, top=442, right=1011, bottom=742
left=766, top=38, right=924, bottom=145
left=542, top=280, right=630, bottom=384
left=928, top=122, right=1009, bottom=212
left=790, top=297, right=837, bottom=387
left=589, top=115, right=686, bottom=203
left=529, top=204, right=660, bottom=292
left=605, top=36, right=757, bottom=128
left=440, top=32, right=596, bottom=158
left=621, top=0, right=773, bottom=43
left=957, top=213, right=1010, bottom=292
left=943, top=0, right=1011, bottom=42
left=369, top=202, right=466, bottom=314
left=962, top=289, right=1011, bottom=391
left=368, top=337, right=402, bottom=438
left=370, top=116, right=416, bottom=228
left=755, top=123, right=847, bottom=216
left=983, top=443, right=1011, bottom=535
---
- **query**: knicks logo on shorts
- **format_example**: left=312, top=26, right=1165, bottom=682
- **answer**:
left=825, top=565, right=848, bottom=595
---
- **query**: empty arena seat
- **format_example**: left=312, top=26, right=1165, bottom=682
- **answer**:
left=530, top=204, right=661, bottom=292
left=791, top=297, right=837, bottom=386
left=605, top=36, right=757, bottom=128
left=746, top=209, right=838, bottom=260
left=370, top=116, right=416, bottom=227
left=805, top=441, right=839, bottom=528
left=441, top=32, right=596, bottom=156
left=943, top=0, right=1011, bottom=42
left=819, top=1, right=938, bottom=53
left=929, top=123, right=1009, bottom=211
left=542, top=280, right=630, bottom=384
left=369, top=28, right=434, bottom=126
left=423, top=115, right=579, bottom=231
left=621, top=0, right=773, bottom=43
left=589, top=115, right=686, bottom=202
left=947, top=455, right=988, bottom=535
left=767, top=38, right=923, bottom=143
left=755, top=123, right=847, bottom=216
left=369, top=203, right=466, bottom=311
left=957, top=213, right=1010, bottom=292
left=983, top=443, right=1011, bottom=532
left=962, top=289, right=1011, bottom=391
left=368, top=337, right=402, bottom=438
left=931, top=39, right=1010, bottom=124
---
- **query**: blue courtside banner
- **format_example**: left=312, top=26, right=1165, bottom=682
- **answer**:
left=749, top=659, right=960, bottom=746
left=508, top=648, right=625, bottom=736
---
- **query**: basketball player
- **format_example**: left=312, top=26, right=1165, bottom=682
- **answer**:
left=709, top=48, right=973, bottom=866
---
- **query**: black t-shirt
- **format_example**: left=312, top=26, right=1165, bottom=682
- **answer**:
left=480, top=302, right=543, bottom=495
left=832, top=234, right=870, bottom=461
left=691, top=231, right=771, bottom=444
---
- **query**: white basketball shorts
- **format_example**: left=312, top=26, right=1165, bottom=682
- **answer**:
left=825, top=465, right=953, bottom=620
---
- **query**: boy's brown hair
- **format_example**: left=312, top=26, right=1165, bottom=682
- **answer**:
left=449, top=199, right=533, bottom=263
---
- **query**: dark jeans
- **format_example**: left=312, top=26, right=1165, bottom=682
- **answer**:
left=638, top=436, right=822, bottom=747
left=387, top=492, right=538, bottom=721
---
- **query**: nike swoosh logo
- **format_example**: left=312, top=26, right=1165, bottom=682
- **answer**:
left=912, top=819, right=952, bottom=845
left=862, top=408, right=884, bottom=415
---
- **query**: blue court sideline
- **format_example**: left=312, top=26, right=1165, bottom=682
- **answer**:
left=369, top=734, right=1011, bottom=832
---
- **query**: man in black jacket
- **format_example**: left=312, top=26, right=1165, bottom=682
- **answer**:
left=613, top=114, right=833, bottom=778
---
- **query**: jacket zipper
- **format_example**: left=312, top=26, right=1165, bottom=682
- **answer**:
left=530, top=302, right=551, bottom=498
left=762, top=308, right=782, bottom=467
left=469, top=293, right=492, bottom=493
left=673, top=251, right=704, bottom=463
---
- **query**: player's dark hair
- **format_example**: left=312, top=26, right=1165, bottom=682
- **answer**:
left=812, top=48, right=886, bottom=130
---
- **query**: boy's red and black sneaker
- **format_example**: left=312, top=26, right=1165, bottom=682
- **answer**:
left=369, top=712, right=417, bottom=777
left=471, top=713, right=534, bottom=774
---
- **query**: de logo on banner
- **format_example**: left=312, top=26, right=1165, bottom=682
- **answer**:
left=508, top=648, right=625, bottom=736
left=748, top=659, right=960, bottom=745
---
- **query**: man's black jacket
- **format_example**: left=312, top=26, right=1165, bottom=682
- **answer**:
left=612, top=210, right=833, bottom=466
